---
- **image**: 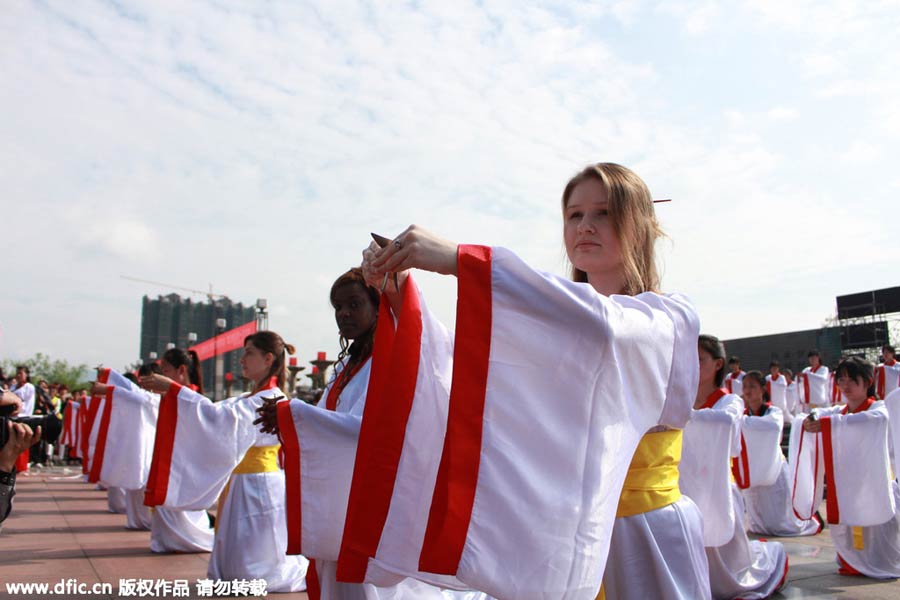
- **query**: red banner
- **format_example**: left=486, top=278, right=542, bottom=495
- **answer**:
left=189, top=321, right=258, bottom=361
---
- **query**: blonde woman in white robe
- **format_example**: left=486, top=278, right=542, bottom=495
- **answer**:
left=359, top=163, right=708, bottom=599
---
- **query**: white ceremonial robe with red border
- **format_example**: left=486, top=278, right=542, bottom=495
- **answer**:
left=692, top=395, right=788, bottom=599
left=877, top=362, right=900, bottom=400
left=734, top=405, right=783, bottom=491
left=59, top=400, right=81, bottom=458
left=681, top=395, right=742, bottom=548
left=144, top=383, right=307, bottom=591
left=279, top=289, right=493, bottom=600
left=765, top=375, right=788, bottom=415
left=724, top=372, right=744, bottom=397
left=794, top=401, right=900, bottom=578
left=785, top=382, right=801, bottom=416
left=801, top=366, right=830, bottom=408
left=95, top=369, right=212, bottom=551
left=330, top=247, right=705, bottom=600
left=886, top=389, right=900, bottom=479
left=740, top=406, right=820, bottom=537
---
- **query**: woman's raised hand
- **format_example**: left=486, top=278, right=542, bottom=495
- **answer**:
left=138, top=374, right=176, bottom=395
left=361, top=225, right=459, bottom=283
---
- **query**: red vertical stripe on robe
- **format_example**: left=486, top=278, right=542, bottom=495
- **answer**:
left=278, top=399, right=303, bottom=555
left=143, top=383, right=182, bottom=506
left=820, top=416, right=839, bottom=524
left=336, top=278, right=423, bottom=583
left=419, top=245, right=493, bottom=575
left=731, top=431, right=751, bottom=489
left=81, top=395, right=102, bottom=474
left=88, top=388, right=115, bottom=483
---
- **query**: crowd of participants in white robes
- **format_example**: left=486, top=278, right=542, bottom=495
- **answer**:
left=8, top=159, right=900, bottom=599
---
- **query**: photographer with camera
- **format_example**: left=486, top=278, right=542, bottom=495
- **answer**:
left=1, top=420, right=40, bottom=525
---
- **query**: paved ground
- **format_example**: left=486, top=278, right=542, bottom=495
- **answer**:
left=2, top=466, right=899, bottom=599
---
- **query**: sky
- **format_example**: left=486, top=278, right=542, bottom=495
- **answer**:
left=2, top=0, right=899, bottom=372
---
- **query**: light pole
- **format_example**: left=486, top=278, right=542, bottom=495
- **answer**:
left=256, top=298, right=268, bottom=331
left=215, top=318, right=226, bottom=401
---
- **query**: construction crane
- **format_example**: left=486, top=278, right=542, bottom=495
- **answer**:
left=120, top=275, right=229, bottom=301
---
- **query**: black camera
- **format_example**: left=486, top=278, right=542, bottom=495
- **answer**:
left=0, top=406, right=62, bottom=448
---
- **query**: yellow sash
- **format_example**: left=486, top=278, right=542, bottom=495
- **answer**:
left=215, top=445, right=281, bottom=532
left=852, top=526, right=865, bottom=550
left=232, top=444, right=280, bottom=474
left=615, top=430, right=683, bottom=518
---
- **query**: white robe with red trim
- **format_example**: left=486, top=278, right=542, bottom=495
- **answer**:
left=681, top=396, right=742, bottom=548
left=724, top=372, right=744, bottom=397
left=279, top=293, right=492, bottom=600
left=144, top=383, right=307, bottom=591
left=877, top=362, right=900, bottom=400
left=690, top=395, right=788, bottom=599
left=886, top=389, right=900, bottom=479
left=92, top=370, right=213, bottom=551
left=801, top=366, right=830, bottom=408
left=785, top=382, right=801, bottom=416
left=336, top=247, right=703, bottom=600
left=59, top=400, right=81, bottom=458
left=793, top=402, right=900, bottom=578
left=765, top=374, right=788, bottom=414
left=740, top=406, right=820, bottom=537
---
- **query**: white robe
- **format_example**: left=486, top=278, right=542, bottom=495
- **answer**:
left=724, top=372, right=744, bottom=397
left=279, top=291, right=492, bottom=599
left=107, top=485, right=127, bottom=514
left=332, top=247, right=703, bottom=599
left=765, top=374, right=788, bottom=415
left=792, top=400, right=900, bottom=578
left=94, top=370, right=213, bottom=552
left=688, top=392, right=788, bottom=599
left=144, top=382, right=307, bottom=591
left=785, top=382, right=801, bottom=416
left=124, top=488, right=152, bottom=530
left=10, top=381, right=35, bottom=416
left=801, top=366, right=830, bottom=408
left=739, top=406, right=820, bottom=537
left=877, top=362, right=900, bottom=400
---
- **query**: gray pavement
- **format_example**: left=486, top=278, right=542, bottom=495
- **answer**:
left=2, top=465, right=899, bottom=599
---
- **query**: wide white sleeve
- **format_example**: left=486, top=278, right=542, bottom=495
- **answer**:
left=885, top=389, right=900, bottom=479
left=98, top=386, right=159, bottom=490
left=714, top=394, right=745, bottom=457
left=739, top=407, right=784, bottom=488
left=822, top=403, right=896, bottom=526
left=680, top=408, right=737, bottom=547
left=143, top=384, right=277, bottom=509
left=339, top=247, right=699, bottom=600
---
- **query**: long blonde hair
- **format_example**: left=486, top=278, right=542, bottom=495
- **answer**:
left=561, top=163, right=664, bottom=295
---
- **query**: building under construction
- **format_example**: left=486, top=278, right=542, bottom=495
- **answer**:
left=139, top=294, right=257, bottom=394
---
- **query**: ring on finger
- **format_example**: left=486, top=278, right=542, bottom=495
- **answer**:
left=394, top=239, right=402, bottom=249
